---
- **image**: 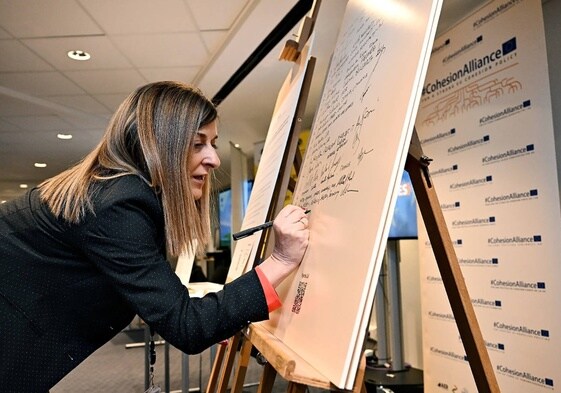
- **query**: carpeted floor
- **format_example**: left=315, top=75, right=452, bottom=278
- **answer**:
left=51, top=329, right=288, bottom=393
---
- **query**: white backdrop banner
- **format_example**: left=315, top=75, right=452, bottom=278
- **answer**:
left=415, top=0, right=561, bottom=392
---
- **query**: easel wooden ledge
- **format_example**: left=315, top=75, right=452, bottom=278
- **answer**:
left=238, top=323, right=367, bottom=393
left=405, top=129, right=501, bottom=393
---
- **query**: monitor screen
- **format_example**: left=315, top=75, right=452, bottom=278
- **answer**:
left=218, top=189, right=232, bottom=248
left=218, top=180, right=253, bottom=248
left=388, top=171, right=418, bottom=240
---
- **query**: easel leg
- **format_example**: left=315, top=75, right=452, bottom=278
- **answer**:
left=206, top=341, right=228, bottom=393
left=230, top=337, right=254, bottom=393
left=215, top=333, right=242, bottom=393
left=256, top=362, right=277, bottom=393
left=405, top=129, right=500, bottom=393
left=286, top=382, right=307, bottom=393
left=352, top=355, right=367, bottom=393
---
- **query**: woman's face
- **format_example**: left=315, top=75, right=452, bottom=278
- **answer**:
left=189, top=120, right=220, bottom=200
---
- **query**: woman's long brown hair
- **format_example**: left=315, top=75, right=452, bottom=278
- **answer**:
left=39, top=81, right=217, bottom=257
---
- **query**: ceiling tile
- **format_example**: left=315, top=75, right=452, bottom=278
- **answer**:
left=138, top=67, right=200, bottom=84
left=0, top=0, right=103, bottom=38
left=112, top=33, right=208, bottom=67
left=60, top=114, right=108, bottom=131
left=93, top=93, right=130, bottom=112
left=45, top=95, right=112, bottom=115
left=0, top=40, right=53, bottom=72
left=0, top=95, right=55, bottom=116
left=64, top=69, right=147, bottom=94
left=79, top=0, right=197, bottom=34
left=4, top=114, right=74, bottom=131
left=0, top=71, right=85, bottom=96
left=201, top=31, right=228, bottom=55
left=187, top=0, right=249, bottom=30
left=0, top=117, right=21, bottom=132
left=22, top=36, right=133, bottom=70
left=0, top=26, right=11, bottom=39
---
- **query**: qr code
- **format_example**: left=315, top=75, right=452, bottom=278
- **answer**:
left=291, top=281, right=308, bottom=314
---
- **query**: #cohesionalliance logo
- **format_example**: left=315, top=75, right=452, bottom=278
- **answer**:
left=487, top=234, right=542, bottom=246
left=473, top=0, right=523, bottom=29
left=448, top=135, right=489, bottom=154
left=485, top=340, right=505, bottom=352
left=443, top=36, right=483, bottom=64
left=491, top=279, right=546, bottom=292
left=496, top=364, right=554, bottom=388
left=482, top=143, right=535, bottom=165
left=430, top=347, right=467, bottom=363
left=479, top=99, right=531, bottom=125
left=484, top=188, right=538, bottom=205
left=431, top=163, right=459, bottom=177
left=420, top=128, right=456, bottom=145
left=432, top=38, right=451, bottom=55
left=471, top=297, right=502, bottom=309
left=425, top=238, right=463, bottom=248
left=452, top=216, right=495, bottom=228
left=428, top=311, right=455, bottom=322
left=441, top=200, right=461, bottom=210
left=450, top=175, right=492, bottom=190
left=458, top=256, right=499, bottom=266
left=493, top=321, right=550, bottom=339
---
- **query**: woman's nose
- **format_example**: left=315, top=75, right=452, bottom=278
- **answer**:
left=204, top=148, right=221, bottom=169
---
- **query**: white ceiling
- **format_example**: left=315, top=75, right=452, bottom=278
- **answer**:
left=0, top=0, right=486, bottom=201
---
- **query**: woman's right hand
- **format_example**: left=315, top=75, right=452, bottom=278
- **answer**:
left=257, top=205, right=310, bottom=288
left=270, top=204, right=309, bottom=267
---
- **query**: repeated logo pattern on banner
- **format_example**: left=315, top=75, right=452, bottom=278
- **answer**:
left=415, top=0, right=561, bottom=392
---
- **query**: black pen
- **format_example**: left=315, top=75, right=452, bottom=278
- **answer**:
left=232, top=210, right=310, bottom=241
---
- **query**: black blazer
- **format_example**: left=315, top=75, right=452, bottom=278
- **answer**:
left=0, top=175, right=268, bottom=391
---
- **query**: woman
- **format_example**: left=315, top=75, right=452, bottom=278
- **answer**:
left=0, top=81, right=309, bottom=390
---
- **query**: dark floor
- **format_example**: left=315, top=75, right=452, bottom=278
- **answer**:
left=51, top=329, right=422, bottom=393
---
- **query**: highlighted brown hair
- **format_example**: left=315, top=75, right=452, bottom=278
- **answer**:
left=39, top=81, right=217, bottom=257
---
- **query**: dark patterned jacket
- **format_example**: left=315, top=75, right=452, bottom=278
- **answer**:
left=0, top=175, right=268, bottom=391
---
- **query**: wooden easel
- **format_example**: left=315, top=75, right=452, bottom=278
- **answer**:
left=405, top=129, right=500, bottom=393
left=205, top=8, right=321, bottom=393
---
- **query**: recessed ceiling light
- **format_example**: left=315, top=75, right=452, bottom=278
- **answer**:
left=234, top=143, right=241, bottom=148
left=19, top=184, right=28, bottom=189
left=67, top=50, right=91, bottom=61
left=57, top=133, right=73, bottom=140
left=34, top=163, right=47, bottom=168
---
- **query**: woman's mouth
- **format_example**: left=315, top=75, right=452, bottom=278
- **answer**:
left=192, top=175, right=205, bottom=184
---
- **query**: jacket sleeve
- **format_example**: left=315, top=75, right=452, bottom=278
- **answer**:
left=77, top=176, right=269, bottom=353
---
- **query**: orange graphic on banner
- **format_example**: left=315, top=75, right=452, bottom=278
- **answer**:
left=421, top=64, right=522, bottom=126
